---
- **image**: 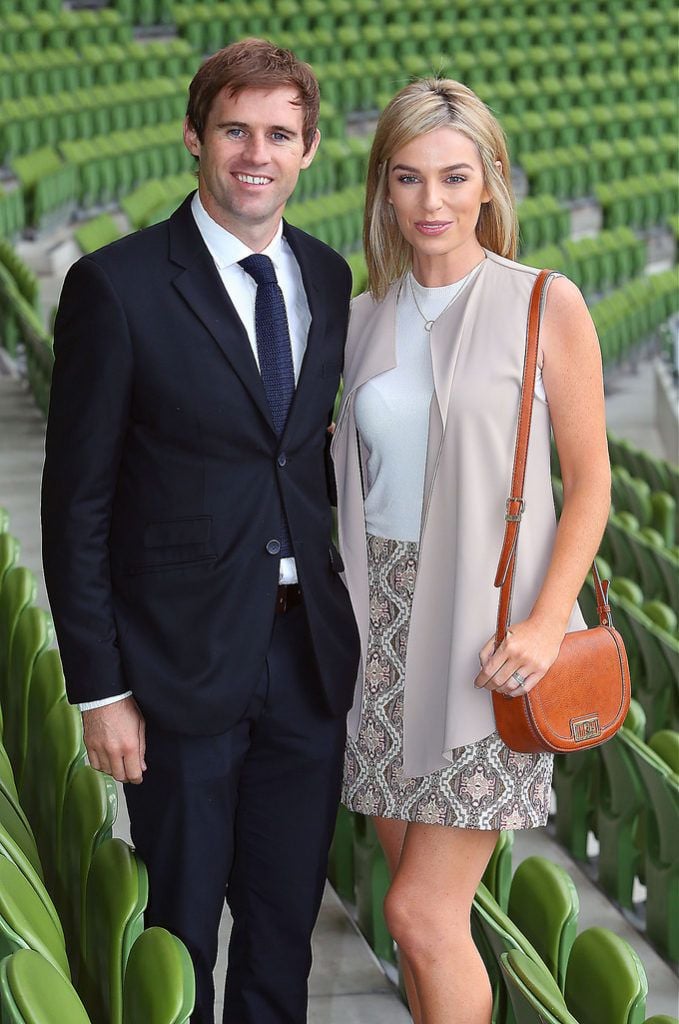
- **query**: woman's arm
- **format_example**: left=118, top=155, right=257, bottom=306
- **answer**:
left=474, top=276, right=611, bottom=697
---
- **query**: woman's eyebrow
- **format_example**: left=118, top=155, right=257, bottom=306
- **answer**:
left=391, top=162, right=475, bottom=173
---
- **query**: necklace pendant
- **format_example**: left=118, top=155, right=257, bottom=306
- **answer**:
left=425, top=320, right=434, bottom=332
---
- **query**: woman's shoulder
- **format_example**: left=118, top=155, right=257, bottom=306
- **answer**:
left=483, top=251, right=583, bottom=308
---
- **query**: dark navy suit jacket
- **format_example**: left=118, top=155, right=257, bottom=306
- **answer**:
left=41, top=192, right=360, bottom=734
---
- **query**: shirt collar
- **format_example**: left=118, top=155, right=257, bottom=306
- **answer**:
left=191, top=191, right=285, bottom=271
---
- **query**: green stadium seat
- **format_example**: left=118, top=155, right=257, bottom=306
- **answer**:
left=472, top=881, right=549, bottom=1024
left=2, top=606, right=52, bottom=787
left=597, top=728, right=645, bottom=907
left=327, top=804, right=355, bottom=902
left=648, top=730, right=679, bottom=774
left=564, top=927, right=647, bottom=1024
left=552, top=749, right=596, bottom=861
left=621, top=731, right=679, bottom=960
left=0, top=532, right=20, bottom=589
left=0, top=949, right=91, bottom=1024
left=0, top=737, right=19, bottom=805
left=499, top=950, right=578, bottom=1024
left=58, top=763, right=117, bottom=973
left=20, top=700, right=85, bottom=901
left=353, top=813, right=395, bottom=963
left=481, top=829, right=514, bottom=913
left=80, top=839, right=148, bottom=1024
left=507, top=857, right=578, bottom=990
left=122, top=928, right=195, bottom=1024
left=0, top=786, right=42, bottom=883
left=0, top=858, right=69, bottom=980
left=0, top=567, right=37, bottom=718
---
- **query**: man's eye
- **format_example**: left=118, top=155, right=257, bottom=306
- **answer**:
left=271, top=132, right=290, bottom=142
left=227, top=128, right=245, bottom=138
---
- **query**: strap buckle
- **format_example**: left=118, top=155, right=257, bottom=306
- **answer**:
left=505, top=497, right=526, bottom=522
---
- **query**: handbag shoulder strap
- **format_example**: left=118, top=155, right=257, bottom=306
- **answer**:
left=494, top=269, right=611, bottom=645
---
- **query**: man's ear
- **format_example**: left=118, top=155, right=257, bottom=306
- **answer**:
left=183, top=117, right=201, bottom=159
left=301, top=128, right=321, bottom=170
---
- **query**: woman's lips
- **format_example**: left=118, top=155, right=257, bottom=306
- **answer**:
left=415, top=221, right=451, bottom=236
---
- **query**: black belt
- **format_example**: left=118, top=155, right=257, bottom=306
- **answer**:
left=275, top=584, right=303, bottom=614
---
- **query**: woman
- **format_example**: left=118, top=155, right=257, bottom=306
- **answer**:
left=331, top=79, right=611, bottom=1024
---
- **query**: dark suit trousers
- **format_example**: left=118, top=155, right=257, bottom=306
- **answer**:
left=125, top=601, right=347, bottom=1024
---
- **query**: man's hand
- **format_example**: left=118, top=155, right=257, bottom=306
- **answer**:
left=82, top=696, right=146, bottom=784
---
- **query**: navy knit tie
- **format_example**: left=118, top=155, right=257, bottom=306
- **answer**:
left=239, top=253, right=295, bottom=557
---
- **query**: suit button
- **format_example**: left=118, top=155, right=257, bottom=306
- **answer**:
left=277, top=452, right=287, bottom=467
left=266, top=539, right=281, bottom=555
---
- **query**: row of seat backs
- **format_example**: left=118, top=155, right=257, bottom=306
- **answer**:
left=0, top=513, right=195, bottom=1021
left=472, top=867, right=657, bottom=1024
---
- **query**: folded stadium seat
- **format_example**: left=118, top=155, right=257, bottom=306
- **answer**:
left=507, top=857, right=579, bottom=992
left=481, top=830, right=514, bottom=914
left=636, top=536, right=677, bottom=606
left=499, top=950, right=578, bottom=1024
left=0, top=567, right=37, bottom=719
left=625, top=698, right=647, bottom=740
left=80, top=839, right=149, bottom=1024
left=606, top=513, right=642, bottom=581
left=0, top=786, right=42, bottom=882
left=564, top=927, right=647, bottom=1024
left=552, top=748, right=597, bottom=862
left=0, top=949, right=91, bottom=1024
left=625, top=610, right=679, bottom=736
left=649, top=492, right=676, bottom=548
left=0, top=737, right=19, bottom=806
left=0, top=858, right=69, bottom=979
left=20, top=700, right=85, bottom=901
left=0, top=811, right=65, bottom=934
left=648, top=730, right=679, bottom=774
left=622, top=732, right=679, bottom=960
left=24, top=648, right=66, bottom=784
left=0, top=533, right=20, bottom=590
left=2, top=607, right=52, bottom=788
left=597, top=727, right=646, bottom=908
left=59, top=763, right=117, bottom=977
left=327, top=804, right=355, bottom=903
left=352, top=813, right=395, bottom=964
left=472, top=881, right=549, bottom=1024
left=643, top=1017, right=679, bottom=1024
left=122, top=927, right=195, bottom=1024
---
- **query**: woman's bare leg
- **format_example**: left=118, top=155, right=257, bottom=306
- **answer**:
left=383, top=823, right=499, bottom=1024
left=373, top=816, right=422, bottom=1024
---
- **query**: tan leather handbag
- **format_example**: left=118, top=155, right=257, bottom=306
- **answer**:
left=492, top=269, right=631, bottom=754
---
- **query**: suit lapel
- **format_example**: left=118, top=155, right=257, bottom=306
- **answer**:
left=168, top=195, right=275, bottom=433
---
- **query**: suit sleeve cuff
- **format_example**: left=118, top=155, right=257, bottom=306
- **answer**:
left=78, top=691, right=133, bottom=712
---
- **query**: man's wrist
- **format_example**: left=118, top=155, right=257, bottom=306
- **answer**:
left=79, top=691, right=133, bottom=712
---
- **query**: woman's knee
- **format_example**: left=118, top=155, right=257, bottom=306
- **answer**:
left=384, top=883, right=462, bottom=963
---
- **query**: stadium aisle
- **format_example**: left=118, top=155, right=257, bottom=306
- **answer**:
left=1, top=363, right=677, bottom=1018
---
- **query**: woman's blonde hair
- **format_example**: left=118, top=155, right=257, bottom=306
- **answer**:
left=364, top=78, right=517, bottom=300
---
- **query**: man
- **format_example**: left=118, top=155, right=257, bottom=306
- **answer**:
left=41, top=39, right=359, bottom=1024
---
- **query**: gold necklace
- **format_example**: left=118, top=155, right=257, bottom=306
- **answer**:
left=409, top=273, right=465, bottom=333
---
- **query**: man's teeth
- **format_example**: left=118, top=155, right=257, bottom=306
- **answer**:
left=236, top=174, right=271, bottom=185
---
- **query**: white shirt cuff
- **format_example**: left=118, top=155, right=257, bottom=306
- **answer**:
left=79, top=691, right=133, bottom=712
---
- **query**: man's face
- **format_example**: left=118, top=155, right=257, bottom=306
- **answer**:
left=184, top=85, right=320, bottom=247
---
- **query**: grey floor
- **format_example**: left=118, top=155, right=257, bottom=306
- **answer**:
left=1, top=356, right=677, bottom=1020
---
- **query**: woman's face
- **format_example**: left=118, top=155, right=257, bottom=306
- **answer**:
left=387, top=126, right=490, bottom=276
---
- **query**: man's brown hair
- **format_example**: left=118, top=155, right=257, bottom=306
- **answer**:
left=187, top=38, right=321, bottom=153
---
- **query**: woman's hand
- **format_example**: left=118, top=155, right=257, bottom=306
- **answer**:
left=474, top=616, right=565, bottom=697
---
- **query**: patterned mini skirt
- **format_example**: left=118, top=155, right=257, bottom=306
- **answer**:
left=342, top=535, right=553, bottom=830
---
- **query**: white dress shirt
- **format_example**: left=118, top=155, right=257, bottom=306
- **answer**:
left=79, top=192, right=311, bottom=711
